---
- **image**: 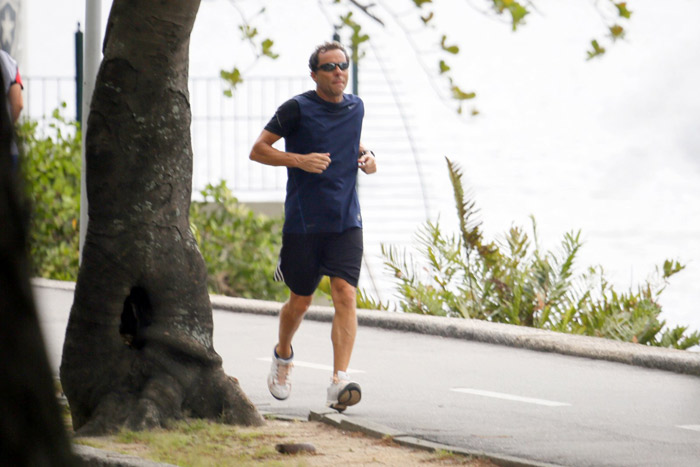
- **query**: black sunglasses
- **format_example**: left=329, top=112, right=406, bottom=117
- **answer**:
left=317, top=62, right=350, bottom=72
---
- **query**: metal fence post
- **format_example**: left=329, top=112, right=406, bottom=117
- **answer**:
left=75, top=23, right=83, bottom=125
left=80, top=0, right=101, bottom=262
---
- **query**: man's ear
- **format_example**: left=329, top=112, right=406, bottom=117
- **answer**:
left=310, top=71, right=317, bottom=83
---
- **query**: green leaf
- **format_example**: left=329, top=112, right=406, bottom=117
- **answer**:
left=491, top=0, right=530, bottom=30
left=508, top=3, right=529, bottom=30
left=440, top=35, right=460, bottom=54
left=339, top=11, right=370, bottom=59
left=239, top=24, right=258, bottom=40
left=586, top=39, right=606, bottom=60
left=609, top=24, right=625, bottom=41
left=413, top=0, right=432, bottom=7
left=450, top=84, right=476, bottom=101
left=615, top=2, right=632, bottom=19
left=439, top=60, right=450, bottom=74
left=662, top=259, right=685, bottom=279
left=220, top=67, right=243, bottom=96
left=261, top=38, right=279, bottom=59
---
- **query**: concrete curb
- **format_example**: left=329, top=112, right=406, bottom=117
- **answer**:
left=72, top=445, right=178, bottom=466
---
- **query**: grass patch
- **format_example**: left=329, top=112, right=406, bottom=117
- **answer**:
left=75, top=418, right=290, bottom=466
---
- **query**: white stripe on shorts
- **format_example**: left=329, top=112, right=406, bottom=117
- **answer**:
left=273, top=258, right=284, bottom=282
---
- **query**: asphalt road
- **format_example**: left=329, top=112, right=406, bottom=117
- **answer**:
left=35, top=284, right=700, bottom=466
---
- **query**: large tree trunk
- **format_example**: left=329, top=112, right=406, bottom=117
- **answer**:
left=0, top=71, right=76, bottom=464
left=60, top=0, right=263, bottom=435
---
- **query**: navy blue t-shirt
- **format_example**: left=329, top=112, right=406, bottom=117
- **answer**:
left=265, top=90, right=364, bottom=234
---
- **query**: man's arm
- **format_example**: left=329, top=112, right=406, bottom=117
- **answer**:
left=250, top=129, right=331, bottom=174
left=7, top=82, right=22, bottom=123
left=357, top=143, right=377, bottom=175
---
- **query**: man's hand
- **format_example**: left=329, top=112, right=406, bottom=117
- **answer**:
left=298, top=152, right=331, bottom=174
left=251, top=130, right=331, bottom=173
left=358, top=150, right=377, bottom=174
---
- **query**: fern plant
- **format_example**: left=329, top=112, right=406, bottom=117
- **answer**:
left=382, top=157, right=699, bottom=350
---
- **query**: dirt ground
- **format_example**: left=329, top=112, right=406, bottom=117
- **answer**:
left=76, top=416, right=499, bottom=466
left=255, top=417, right=498, bottom=466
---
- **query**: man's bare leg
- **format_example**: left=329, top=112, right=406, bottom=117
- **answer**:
left=326, top=276, right=361, bottom=410
left=267, top=291, right=313, bottom=400
left=276, top=292, right=313, bottom=359
left=329, top=277, right=357, bottom=380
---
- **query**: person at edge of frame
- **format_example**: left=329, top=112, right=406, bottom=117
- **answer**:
left=0, top=49, right=23, bottom=168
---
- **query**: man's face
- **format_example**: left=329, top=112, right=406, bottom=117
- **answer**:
left=311, top=49, right=349, bottom=103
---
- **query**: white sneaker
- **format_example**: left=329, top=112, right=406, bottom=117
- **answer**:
left=267, top=346, right=293, bottom=400
left=326, top=371, right=361, bottom=412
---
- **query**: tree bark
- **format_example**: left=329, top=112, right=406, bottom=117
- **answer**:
left=0, top=68, right=76, bottom=464
left=60, top=0, right=263, bottom=435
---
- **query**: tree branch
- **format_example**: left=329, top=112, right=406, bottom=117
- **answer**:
left=348, top=0, right=385, bottom=26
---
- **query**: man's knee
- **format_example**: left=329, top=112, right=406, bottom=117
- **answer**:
left=286, top=293, right=313, bottom=316
left=331, top=278, right=356, bottom=311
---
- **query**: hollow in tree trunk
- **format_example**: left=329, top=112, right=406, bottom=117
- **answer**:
left=59, top=0, right=263, bottom=435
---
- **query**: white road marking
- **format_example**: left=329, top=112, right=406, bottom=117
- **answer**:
left=451, top=388, right=571, bottom=407
left=257, top=357, right=365, bottom=374
left=677, top=425, right=700, bottom=432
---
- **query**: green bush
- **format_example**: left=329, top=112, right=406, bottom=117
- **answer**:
left=18, top=105, right=82, bottom=281
left=190, top=182, right=287, bottom=301
left=382, top=158, right=699, bottom=350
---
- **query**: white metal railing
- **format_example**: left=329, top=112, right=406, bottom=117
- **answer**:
left=23, top=75, right=311, bottom=200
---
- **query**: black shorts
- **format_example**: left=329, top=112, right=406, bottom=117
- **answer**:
left=274, top=228, right=363, bottom=296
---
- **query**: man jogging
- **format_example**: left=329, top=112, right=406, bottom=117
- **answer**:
left=250, top=41, right=376, bottom=412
